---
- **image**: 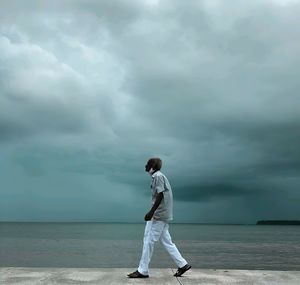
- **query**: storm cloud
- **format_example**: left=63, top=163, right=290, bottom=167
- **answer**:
left=0, top=0, right=299, bottom=223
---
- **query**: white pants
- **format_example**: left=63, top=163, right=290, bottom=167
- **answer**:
left=137, top=220, right=187, bottom=275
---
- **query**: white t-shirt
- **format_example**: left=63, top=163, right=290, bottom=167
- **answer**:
left=151, top=171, right=173, bottom=222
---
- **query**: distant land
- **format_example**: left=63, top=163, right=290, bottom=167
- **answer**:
left=256, top=220, right=300, bottom=225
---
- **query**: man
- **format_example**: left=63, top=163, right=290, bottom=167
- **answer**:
left=127, top=157, right=191, bottom=278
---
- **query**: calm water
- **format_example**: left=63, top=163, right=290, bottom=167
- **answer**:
left=0, top=223, right=299, bottom=270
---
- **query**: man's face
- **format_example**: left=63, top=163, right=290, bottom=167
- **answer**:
left=145, top=161, right=153, bottom=172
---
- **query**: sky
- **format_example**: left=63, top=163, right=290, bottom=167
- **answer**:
left=0, top=0, right=300, bottom=224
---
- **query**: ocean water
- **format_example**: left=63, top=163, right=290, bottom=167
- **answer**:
left=0, top=222, right=299, bottom=270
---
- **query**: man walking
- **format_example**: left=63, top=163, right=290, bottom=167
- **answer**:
left=127, top=157, right=191, bottom=278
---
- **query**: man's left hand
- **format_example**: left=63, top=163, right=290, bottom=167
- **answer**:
left=144, top=211, right=154, bottom=221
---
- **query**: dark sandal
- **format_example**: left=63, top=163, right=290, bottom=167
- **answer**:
left=127, top=270, right=149, bottom=278
left=174, top=264, right=192, bottom=277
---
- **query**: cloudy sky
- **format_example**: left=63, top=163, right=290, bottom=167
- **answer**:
left=0, top=0, right=299, bottom=223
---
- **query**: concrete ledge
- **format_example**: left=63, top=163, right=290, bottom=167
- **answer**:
left=0, top=267, right=300, bottom=284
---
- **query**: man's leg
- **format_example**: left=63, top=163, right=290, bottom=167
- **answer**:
left=137, top=220, right=166, bottom=276
left=159, top=223, right=188, bottom=268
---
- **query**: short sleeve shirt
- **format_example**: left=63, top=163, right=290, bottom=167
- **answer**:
left=151, top=171, right=173, bottom=222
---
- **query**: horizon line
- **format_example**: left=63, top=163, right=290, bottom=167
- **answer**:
left=0, top=221, right=257, bottom=225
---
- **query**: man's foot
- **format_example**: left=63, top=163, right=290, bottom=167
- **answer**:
left=174, top=264, right=192, bottom=277
left=127, top=270, right=149, bottom=278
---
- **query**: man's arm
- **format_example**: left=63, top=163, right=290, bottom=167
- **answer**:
left=144, top=192, right=163, bottom=221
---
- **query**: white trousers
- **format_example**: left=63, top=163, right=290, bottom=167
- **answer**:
left=137, top=220, right=187, bottom=275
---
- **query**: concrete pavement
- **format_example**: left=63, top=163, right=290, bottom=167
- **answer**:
left=0, top=267, right=300, bottom=284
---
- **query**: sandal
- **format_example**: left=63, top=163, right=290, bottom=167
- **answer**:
left=174, top=264, right=192, bottom=277
left=127, top=270, right=149, bottom=278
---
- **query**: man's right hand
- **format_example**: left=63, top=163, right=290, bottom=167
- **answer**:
left=144, top=211, right=154, bottom=221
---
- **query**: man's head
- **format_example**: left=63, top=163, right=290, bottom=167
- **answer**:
left=145, top=157, right=162, bottom=173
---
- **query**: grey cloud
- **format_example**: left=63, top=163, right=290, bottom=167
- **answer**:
left=14, top=154, right=46, bottom=176
left=172, top=183, right=250, bottom=202
left=0, top=0, right=300, bottom=222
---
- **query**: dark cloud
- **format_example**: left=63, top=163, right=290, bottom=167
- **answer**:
left=0, top=0, right=300, bottom=222
left=173, top=183, right=249, bottom=202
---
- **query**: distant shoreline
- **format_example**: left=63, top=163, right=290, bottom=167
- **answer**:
left=256, top=220, right=300, bottom=225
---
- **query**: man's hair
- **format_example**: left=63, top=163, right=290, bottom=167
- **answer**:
left=148, top=157, right=162, bottom=171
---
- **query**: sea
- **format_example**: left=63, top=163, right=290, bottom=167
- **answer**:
left=0, top=223, right=299, bottom=270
